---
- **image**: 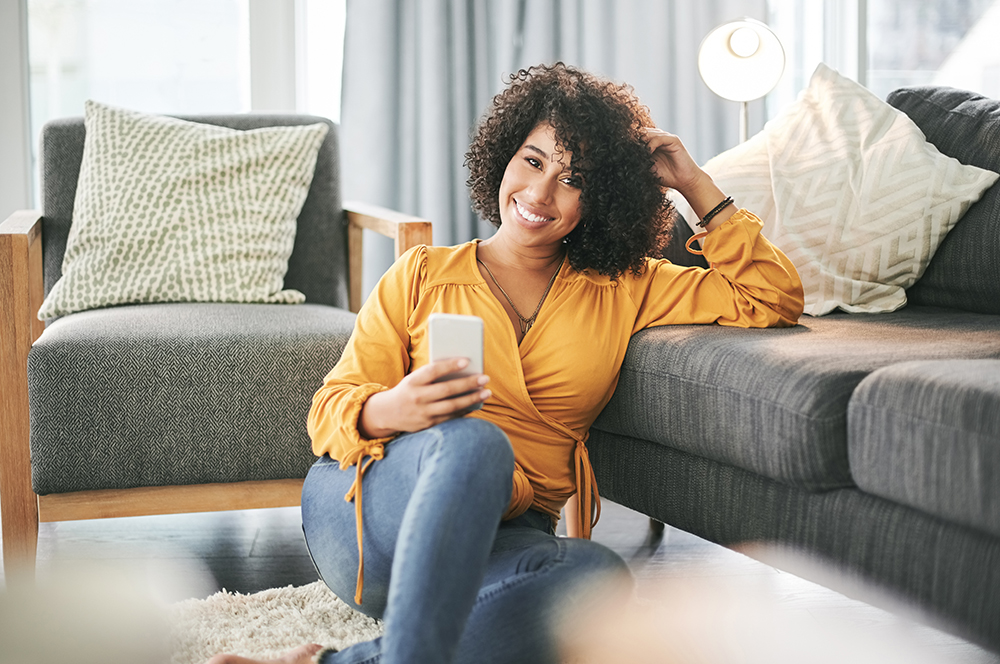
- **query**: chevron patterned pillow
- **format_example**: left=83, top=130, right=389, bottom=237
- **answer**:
left=675, top=63, right=999, bottom=316
left=37, top=101, right=329, bottom=320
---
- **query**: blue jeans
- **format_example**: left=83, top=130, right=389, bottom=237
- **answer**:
left=301, top=418, right=631, bottom=664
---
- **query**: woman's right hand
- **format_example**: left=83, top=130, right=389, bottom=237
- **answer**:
left=358, top=358, right=491, bottom=439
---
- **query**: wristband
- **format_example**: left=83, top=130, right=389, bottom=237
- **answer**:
left=696, top=195, right=734, bottom=228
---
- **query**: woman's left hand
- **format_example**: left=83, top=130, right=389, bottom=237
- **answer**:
left=643, top=127, right=735, bottom=228
left=643, top=128, right=704, bottom=194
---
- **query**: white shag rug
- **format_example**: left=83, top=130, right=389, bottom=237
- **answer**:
left=168, top=582, right=383, bottom=664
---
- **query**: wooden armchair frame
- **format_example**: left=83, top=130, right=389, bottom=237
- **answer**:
left=0, top=201, right=431, bottom=581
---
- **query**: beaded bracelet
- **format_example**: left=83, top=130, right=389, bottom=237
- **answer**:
left=696, top=195, right=734, bottom=228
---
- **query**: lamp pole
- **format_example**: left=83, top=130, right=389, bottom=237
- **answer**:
left=740, top=101, right=749, bottom=143
left=698, top=18, right=785, bottom=145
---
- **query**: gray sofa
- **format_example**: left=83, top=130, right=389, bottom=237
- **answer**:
left=589, top=85, right=1000, bottom=651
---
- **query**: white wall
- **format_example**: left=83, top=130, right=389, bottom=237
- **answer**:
left=0, top=0, right=33, bottom=215
left=250, top=0, right=297, bottom=112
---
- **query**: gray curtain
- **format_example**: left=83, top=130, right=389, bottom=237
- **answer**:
left=341, top=0, right=769, bottom=298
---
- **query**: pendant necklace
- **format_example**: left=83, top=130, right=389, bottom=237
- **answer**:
left=477, top=254, right=564, bottom=337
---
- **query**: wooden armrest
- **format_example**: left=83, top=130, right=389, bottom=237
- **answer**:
left=344, top=200, right=433, bottom=313
left=0, top=209, right=43, bottom=236
left=1, top=210, right=45, bottom=575
left=0, top=209, right=45, bottom=347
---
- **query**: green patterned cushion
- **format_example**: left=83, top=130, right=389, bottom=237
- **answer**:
left=37, top=101, right=329, bottom=320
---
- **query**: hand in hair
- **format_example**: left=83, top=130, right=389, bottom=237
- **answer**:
left=643, top=128, right=735, bottom=228
left=643, top=128, right=703, bottom=194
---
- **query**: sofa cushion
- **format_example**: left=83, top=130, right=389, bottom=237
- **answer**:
left=887, top=86, right=1000, bottom=315
left=592, top=306, right=1000, bottom=491
left=37, top=102, right=330, bottom=320
left=848, top=360, right=1000, bottom=538
left=28, top=302, right=356, bottom=494
left=671, top=65, right=998, bottom=316
left=39, top=114, right=349, bottom=310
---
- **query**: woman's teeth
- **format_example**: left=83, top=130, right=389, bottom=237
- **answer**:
left=516, top=201, right=551, bottom=223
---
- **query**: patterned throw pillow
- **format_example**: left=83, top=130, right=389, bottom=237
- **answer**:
left=672, top=64, right=999, bottom=316
left=37, top=101, right=329, bottom=320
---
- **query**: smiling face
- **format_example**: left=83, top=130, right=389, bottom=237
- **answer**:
left=497, top=123, right=583, bottom=250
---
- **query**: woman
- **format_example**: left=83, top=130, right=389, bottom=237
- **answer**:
left=211, top=62, right=803, bottom=664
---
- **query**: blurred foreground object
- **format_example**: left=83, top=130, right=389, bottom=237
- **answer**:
left=557, top=552, right=964, bottom=664
left=0, top=563, right=170, bottom=664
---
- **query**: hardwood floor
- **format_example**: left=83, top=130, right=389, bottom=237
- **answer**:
left=2, top=499, right=998, bottom=662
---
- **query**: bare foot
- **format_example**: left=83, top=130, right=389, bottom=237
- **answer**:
left=273, top=644, right=326, bottom=664
left=205, top=643, right=326, bottom=664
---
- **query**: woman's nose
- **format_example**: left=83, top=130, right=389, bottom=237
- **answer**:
left=528, top=173, right=557, bottom=204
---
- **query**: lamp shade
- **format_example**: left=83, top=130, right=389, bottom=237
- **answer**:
left=698, top=18, right=785, bottom=102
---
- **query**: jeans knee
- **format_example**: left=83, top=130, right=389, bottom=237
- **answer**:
left=418, top=418, right=514, bottom=508
left=431, top=418, right=514, bottom=471
left=563, top=539, right=631, bottom=580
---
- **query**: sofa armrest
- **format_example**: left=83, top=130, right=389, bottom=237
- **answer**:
left=344, top=200, right=432, bottom=313
left=0, top=208, right=45, bottom=363
left=0, top=209, right=45, bottom=576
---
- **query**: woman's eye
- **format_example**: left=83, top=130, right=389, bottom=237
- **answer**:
left=525, top=157, right=541, bottom=168
left=561, top=176, right=582, bottom=189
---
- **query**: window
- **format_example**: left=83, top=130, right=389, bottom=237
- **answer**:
left=767, top=0, right=1000, bottom=117
left=297, top=0, right=346, bottom=124
left=28, top=0, right=250, bottom=123
left=868, top=0, right=1000, bottom=100
left=24, top=0, right=345, bottom=205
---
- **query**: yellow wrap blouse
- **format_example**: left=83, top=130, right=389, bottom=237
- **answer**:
left=307, top=210, right=804, bottom=603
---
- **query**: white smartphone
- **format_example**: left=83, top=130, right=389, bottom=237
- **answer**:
left=428, top=313, right=485, bottom=410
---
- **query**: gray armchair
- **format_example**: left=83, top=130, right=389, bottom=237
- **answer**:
left=0, top=114, right=431, bottom=581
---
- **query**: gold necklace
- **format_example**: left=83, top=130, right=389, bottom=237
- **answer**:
left=477, top=254, right=564, bottom=336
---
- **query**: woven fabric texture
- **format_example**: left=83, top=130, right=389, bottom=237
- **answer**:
left=848, top=360, right=1000, bottom=538
left=587, top=428, right=1000, bottom=651
left=887, top=86, right=1000, bottom=315
left=28, top=303, right=356, bottom=494
left=592, top=306, right=1000, bottom=491
left=38, top=107, right=344, bottom=315
left=672, top=64, right=998, bottom=316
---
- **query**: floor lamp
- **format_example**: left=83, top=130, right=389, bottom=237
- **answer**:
left=698, top=18, right=785, bottom=143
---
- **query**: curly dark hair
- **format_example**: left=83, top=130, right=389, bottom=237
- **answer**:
left=465, top=62, right=674, bottom=280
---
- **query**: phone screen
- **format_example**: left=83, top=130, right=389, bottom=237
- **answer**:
left=428, top=313, right=484, bottom=410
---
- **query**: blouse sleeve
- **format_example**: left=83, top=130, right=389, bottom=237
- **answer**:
left=307, top=245, right=427, bottom=462
left=627, top=209, right=804, bottom=332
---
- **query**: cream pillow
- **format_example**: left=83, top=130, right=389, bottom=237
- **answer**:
left=38, top=101, right=329, bottom=320
left=673, top=64, right=999, bottom=316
